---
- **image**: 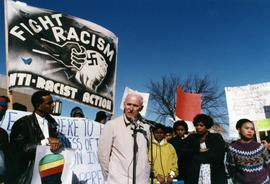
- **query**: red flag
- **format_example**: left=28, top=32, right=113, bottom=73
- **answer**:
left=175, top=86, right=202, bottom=121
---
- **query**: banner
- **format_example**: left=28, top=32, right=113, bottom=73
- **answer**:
left=6, top=1, right=118, bottom=113
left=175, top=86, right=201, bottom=121
left=225, top=82, right=270, bottom=138
left=1, top=109, right=104, bottom=184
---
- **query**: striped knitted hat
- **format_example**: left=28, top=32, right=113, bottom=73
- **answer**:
left=0, top=97, right=7, bottom=111
left=39, top=153, right=64, bottom=184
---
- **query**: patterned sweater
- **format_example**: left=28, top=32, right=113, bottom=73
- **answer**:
left=226, top=140, right=270, bottom=184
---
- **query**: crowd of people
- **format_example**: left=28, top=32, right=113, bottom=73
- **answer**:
left=0, top=91, right=270, bottom=184
left=97, top=92, right=270, bottom=184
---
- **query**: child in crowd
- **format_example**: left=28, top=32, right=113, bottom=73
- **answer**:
left=164, top=126, right=174, bottom=142
left=150, top=123, right=178, bottom=184
left=169, top=120, right=189, bottom=182
left=226, top=119, right=270, bottom=184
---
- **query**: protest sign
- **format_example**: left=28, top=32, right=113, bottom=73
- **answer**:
left=6, top=1, right=118, bottom=113
left=225, top=82, right=270, bottom=138
left=1, top=109, right=104, bottom=183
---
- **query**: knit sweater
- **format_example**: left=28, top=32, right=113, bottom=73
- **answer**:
left=226, top=140, right=270, bottom=184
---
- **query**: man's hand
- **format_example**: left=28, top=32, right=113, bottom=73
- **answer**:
left=33, top=39, right=108, bottom=91
left=36, top=39, right=87, bottom=70
left=48, top=137, right=62, bottom=152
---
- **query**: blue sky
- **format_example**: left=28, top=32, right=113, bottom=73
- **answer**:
left=1, top=0, right=270, bottom=122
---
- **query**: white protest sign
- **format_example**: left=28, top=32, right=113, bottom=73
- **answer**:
left=0, top=110, right=104, bottom=184
left=225, top=82, right=270, bottom=138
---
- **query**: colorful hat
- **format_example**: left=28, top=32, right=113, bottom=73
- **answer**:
left=39, top=153, right=64, bottom=184
left=0, top=97, right=7, bottom=111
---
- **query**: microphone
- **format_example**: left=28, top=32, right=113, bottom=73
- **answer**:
left=138, top=114, right=157, bottom=127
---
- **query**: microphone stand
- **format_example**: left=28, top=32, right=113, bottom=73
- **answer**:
left=132, top=121, right=138, bottom=184
left=150, top=126, right=154, bottom=184
left=138, top=114, right=156, bottom=184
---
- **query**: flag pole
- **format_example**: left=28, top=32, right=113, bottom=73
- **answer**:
left=4, top=0, right=13, bottom=109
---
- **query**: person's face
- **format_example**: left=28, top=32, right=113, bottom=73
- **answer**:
left=99, top=119, right=106, bottom=124
left=74, top=113, right=83, bottom=118
left=165, top=133, right=173, bottom=141
left=195, top=122, right=208, bottom=135
left=238, top=122, right=255, bottom=140
left=37, top=95, right=54, bottom=115
left=175, top=125, right=186, bottom=138
left=123, top=94, right=143, bottom=121
left=154, top=128, right=165, bottom=142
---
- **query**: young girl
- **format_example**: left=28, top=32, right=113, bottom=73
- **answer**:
left=150, top=124, right=178, bottom=184
left=169, top=120, right=189, bottom=182
left=226, top=119, right=270, bottom=184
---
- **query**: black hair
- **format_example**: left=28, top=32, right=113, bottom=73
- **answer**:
left=236, top=118, right=253, bottom=129
left=70, top=106, right=85, bottom=117
left=164, top=126, right=174, bottom=134
left=173, top=120, right=188, bottom=133
left=193, top=114, right=214, bottom=129
left=153, top=123, right=166, bottom=132
left=95, top=111, right=107, bottom=122
left=13, top=102, right=27, bottom=111
left=31, top=90, right=51, bottom=109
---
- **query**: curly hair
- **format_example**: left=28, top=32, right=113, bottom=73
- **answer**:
left=193, top=114, right=214, bottom=129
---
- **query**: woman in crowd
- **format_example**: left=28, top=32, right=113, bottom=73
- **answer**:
left=226, top=119, right=270, bottom=184
left=186, top=114, right=227, bottom=184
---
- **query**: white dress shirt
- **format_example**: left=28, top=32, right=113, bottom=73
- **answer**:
left=35, top=113, right=49, bottom=145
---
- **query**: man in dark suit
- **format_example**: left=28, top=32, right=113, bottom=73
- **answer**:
left=8, top=90, right=62, bottom=184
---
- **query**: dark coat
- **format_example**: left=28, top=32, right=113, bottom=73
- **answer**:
left=185, top=132, right=227, bottom=184
left=169, top=136, right=190, bottom=182
left=7, top=113, right=58, bottom=184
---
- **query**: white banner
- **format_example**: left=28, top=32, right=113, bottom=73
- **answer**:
left=0, top=109, right=104, bottom=184
left=225, top=82, right=270, bottom=138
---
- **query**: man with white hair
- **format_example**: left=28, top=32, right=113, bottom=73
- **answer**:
left=98, top=93, right=150, bottom=184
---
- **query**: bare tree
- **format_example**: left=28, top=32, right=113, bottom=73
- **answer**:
left=147, top=74, right=227, bottom=125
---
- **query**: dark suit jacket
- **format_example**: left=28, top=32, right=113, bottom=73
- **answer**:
left=7, top=112, right=58, bottom=184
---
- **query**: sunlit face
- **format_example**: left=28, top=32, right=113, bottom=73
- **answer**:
left=154, top=128, right=165, bottom=142
left=195, top=122, right=208, bottom=135
left=238, top=122, right=255, bottom=140
left=175, top=125, right=186, bottom=138
left=123, top=94, right=143, bottom=121
left=37, top=95, right=54, bottom=116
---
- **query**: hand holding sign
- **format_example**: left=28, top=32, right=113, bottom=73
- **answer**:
left=48, top=137, right=62, bottom=152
